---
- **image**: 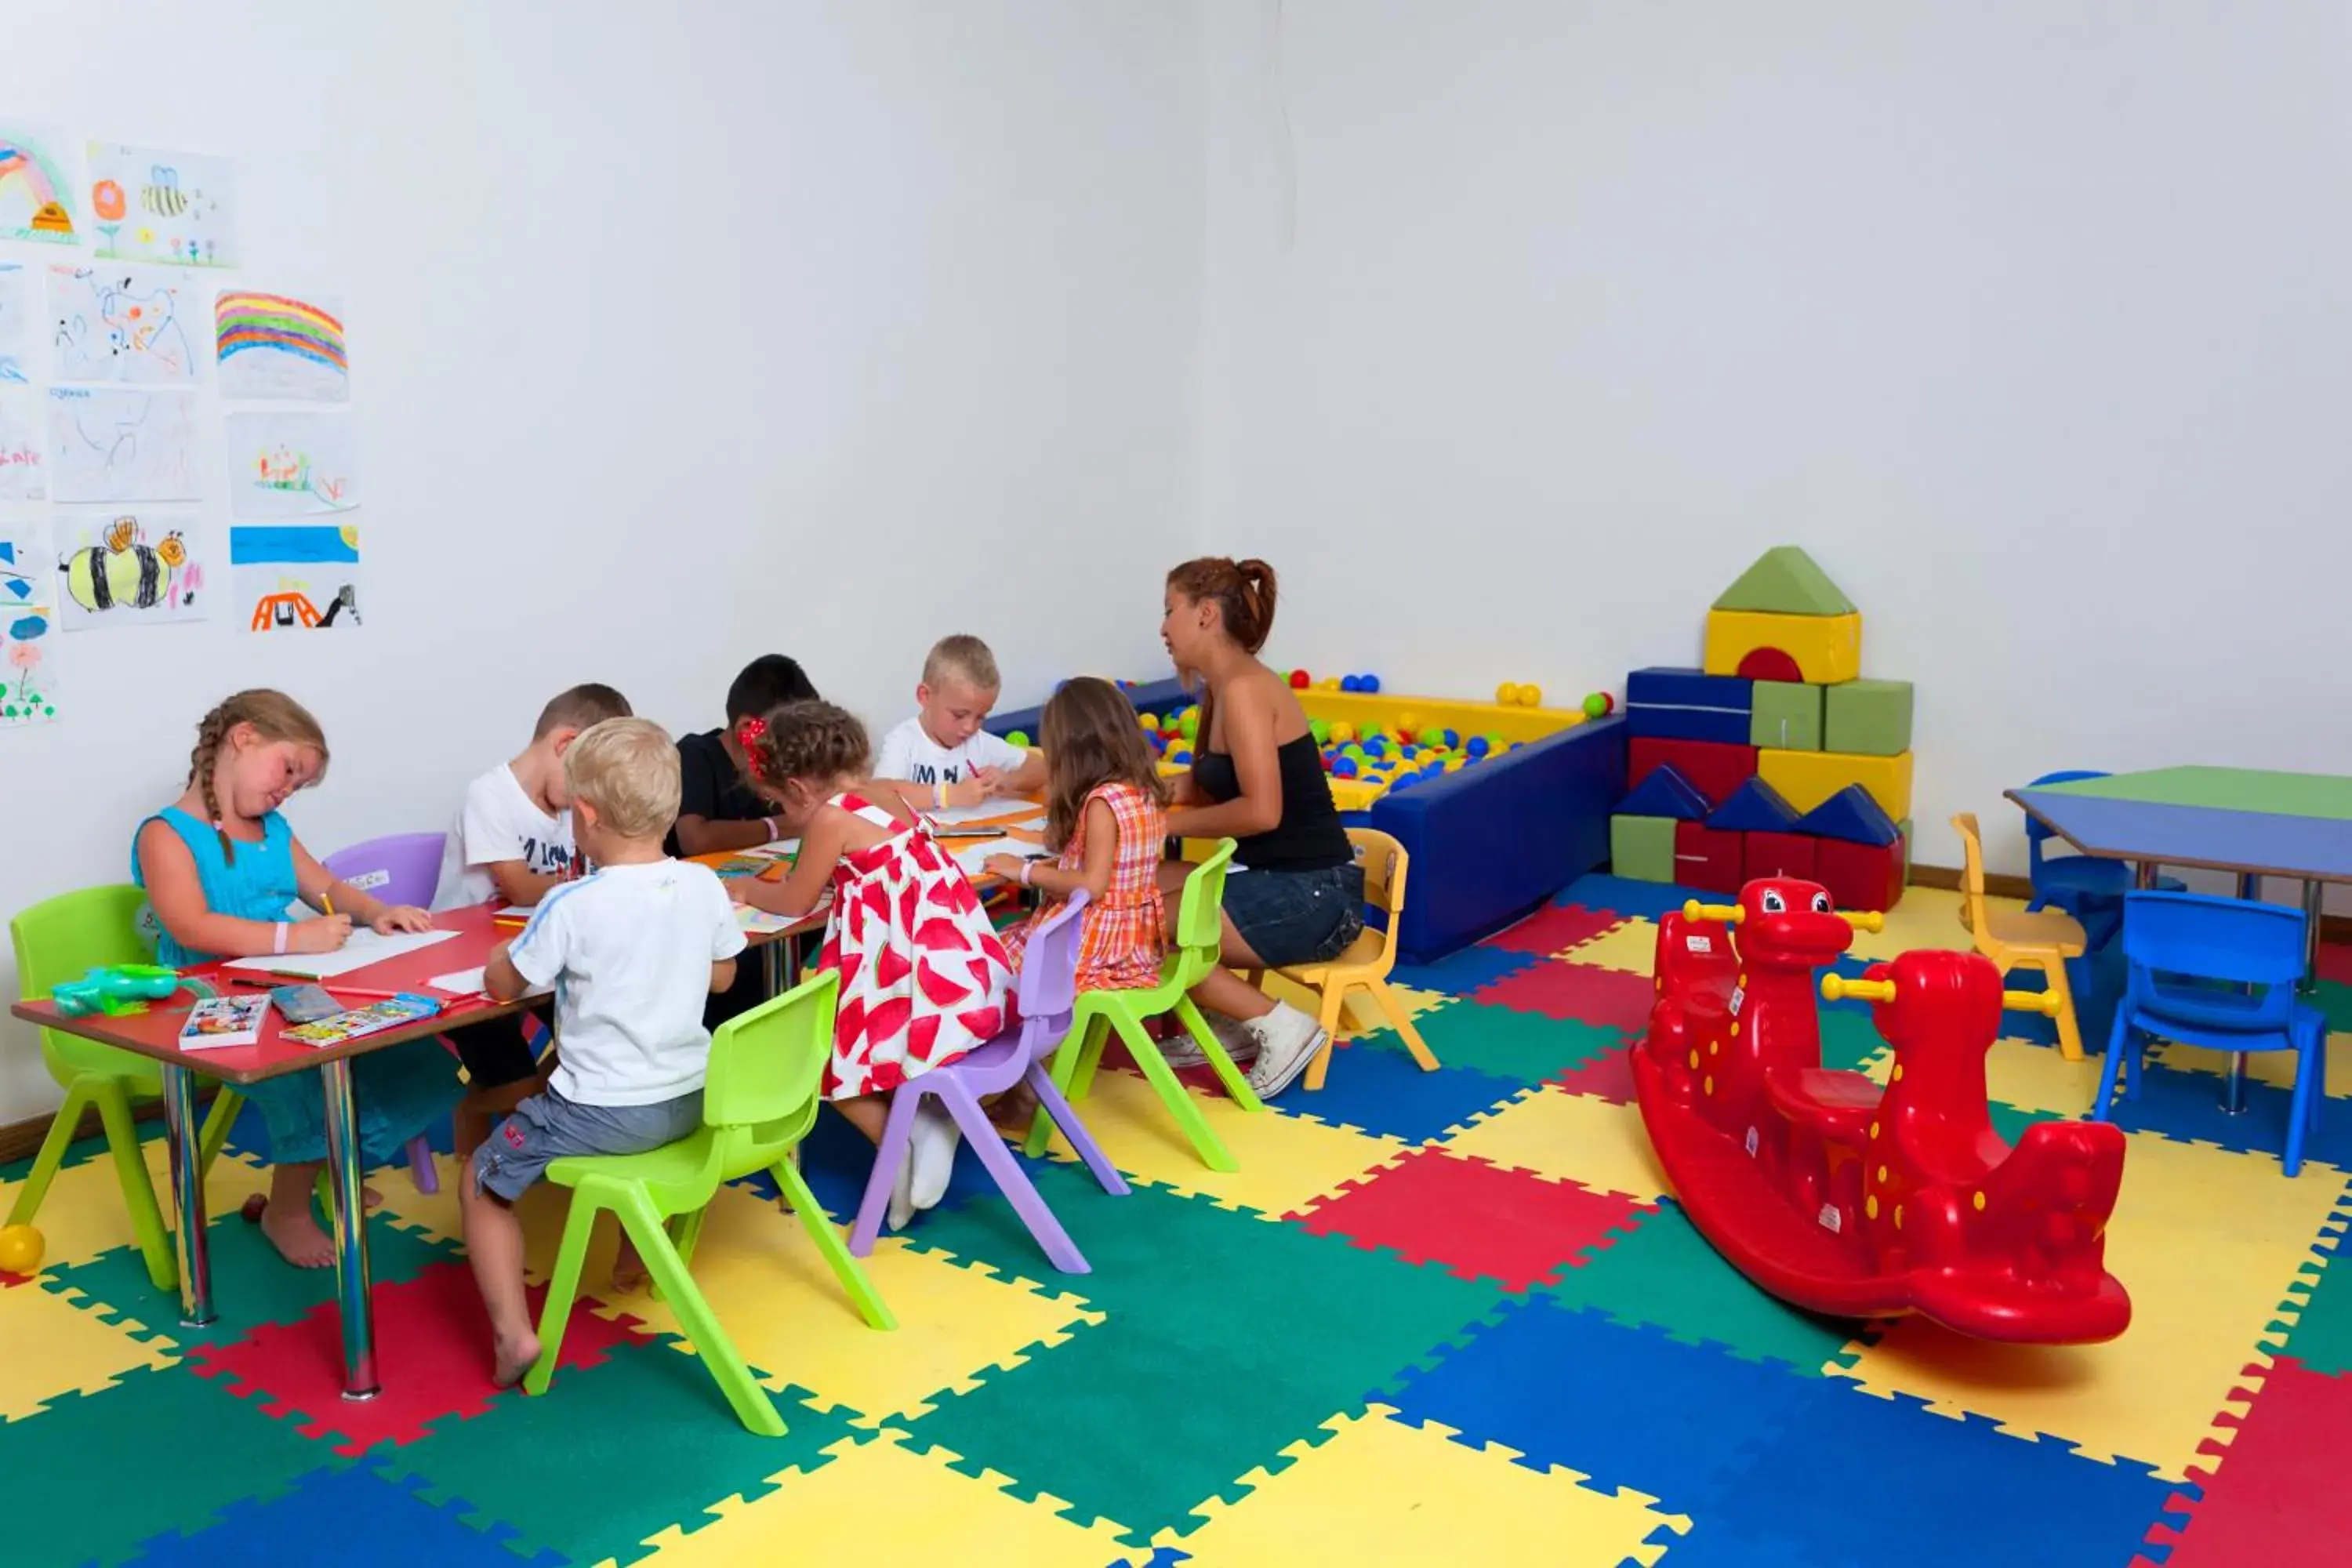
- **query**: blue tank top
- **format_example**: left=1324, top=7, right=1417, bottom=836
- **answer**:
left=132, top=807, right=299, bottom=967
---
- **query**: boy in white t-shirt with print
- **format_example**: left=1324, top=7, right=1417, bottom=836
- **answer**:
left=432, top=682, right=633, bottom=1159
left=465, top=717, right=746, bottom=1388
left=871, top=635, right=1047, bottom=811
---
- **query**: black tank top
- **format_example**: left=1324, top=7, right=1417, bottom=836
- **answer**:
left=1192, top=733, right=1352, bottom=873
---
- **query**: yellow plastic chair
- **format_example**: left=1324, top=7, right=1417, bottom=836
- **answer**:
left=523, top=967, right=893, bottom=1434
left=9, top=885, right=244, bottom=1290
left=1951, top=812, right=2089, bottom=1059
left=1248, top=828, right=1439, bottom=1091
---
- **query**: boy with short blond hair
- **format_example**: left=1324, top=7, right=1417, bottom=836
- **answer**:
left=873, top=634, right=1047, bottom=811
left=465, top=716, right=745, bottom=1387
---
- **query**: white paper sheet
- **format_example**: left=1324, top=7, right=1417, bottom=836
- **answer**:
left=55, top=510, right=210, bottom=630
left=739, top=839, right=800, bottom=860
left=923, top=799, right=1044, bottom=829
left=227, top=409, right=359, bottom=517
left=46, top=387, right=201, bottom=501
left=427, top=966, right=549, bottom=1000
left=223, top=926, right=458, bottom=979
left=86, top=142, right=238, bottom=268
left=949, top=838, right=1047, bottom=878
left=49, top=264, right=201, bottom=383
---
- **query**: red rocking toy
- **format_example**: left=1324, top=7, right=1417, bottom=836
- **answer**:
left=1632, top=877, right=2130, bottom=1344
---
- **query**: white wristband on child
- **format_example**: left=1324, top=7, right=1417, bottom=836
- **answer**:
left=1019, top=860, right=1033, bottom=888
left=274, top=923, right=289, bottom=956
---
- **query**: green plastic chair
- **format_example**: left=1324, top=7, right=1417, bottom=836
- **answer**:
left=522, top=967, right=893, bottom=1434
left=8, top=885, right=244, bottom=1290
left=1023, top=839, right=1261, bottom=1172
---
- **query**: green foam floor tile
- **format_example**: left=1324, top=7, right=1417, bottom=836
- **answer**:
left=1356, top=1000, right=1625, bottom=1088
left=2278, top=1246, right=2352, bottom=1377
left=372, top=1338, right=864, bottom=1567
left=0, top=1363, right=334, bottom=1566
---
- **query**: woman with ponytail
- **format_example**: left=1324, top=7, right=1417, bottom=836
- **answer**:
left=1157, top=558, right=1363, bottom=1098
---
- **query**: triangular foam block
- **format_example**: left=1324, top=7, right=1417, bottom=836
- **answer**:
left=1798, top=783, right=1900, bottom=847
left=1617, top=764, right=1711, bottom=822
left=1711, top=546, right=1856, bottom=617
left=1707, top=777, right=1802, bottom=834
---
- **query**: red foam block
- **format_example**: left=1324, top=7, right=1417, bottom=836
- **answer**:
left=1673, top=822, right=1743, bottom=895
left=1817, top=834, right=1906, bottom=913
left=1628, top=738, right=1759, bottom=811
left=1743, top=830, right=1818, bottom=883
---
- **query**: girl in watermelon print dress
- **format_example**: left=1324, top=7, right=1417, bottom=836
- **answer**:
left=731, top=699, right=1011, bottom=1229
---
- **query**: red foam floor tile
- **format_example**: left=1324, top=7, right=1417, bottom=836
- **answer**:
left=2138, top=1356, right=2352, bottom=1566
left=1552, top=1044, right=1637, bottom=1104
left=1472, top=962, right=1659, bottom=1033
left=1288, top=1145, right=1651, bottom=1290
left=187, top=1258, right=641, bottom=1454
left=1483, top=904, right=1625, bottom=958
left=2318, top=944, right=2352, bottom=987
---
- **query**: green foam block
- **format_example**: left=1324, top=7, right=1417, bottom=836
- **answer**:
left=1824, top=678, right=1914, bottom=757
left=1711, top=546, right=1857, bottom=616
left=1612, top=815, right=1678, bottom=883
left=1750, top=681, right=1823, bottom=751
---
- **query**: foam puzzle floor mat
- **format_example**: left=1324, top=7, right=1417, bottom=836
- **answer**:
left=3, top=881, right=2347, bottom=1566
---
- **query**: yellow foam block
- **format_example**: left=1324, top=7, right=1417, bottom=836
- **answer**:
left=1758, top=746, right=1914, bottom=820
left=1703, top=609, right=1862, bottom=684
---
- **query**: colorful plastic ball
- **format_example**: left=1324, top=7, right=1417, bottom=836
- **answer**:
left=1330, top=721, right=1356, bottom=744
left=1169, top=747, right=1192, bottom=765
left=1582, top=691, right=1610, bottom=719
left=1517, top=684, right=1541, bottom=707
left=1333, top=757, right=1357, bottom=779
left=1007, top=731, right=1031, bottom=749
left=1467, top=736, right=1490, bottom=757
left=0, top=1224, right=42, bottom=1274
left=1178, top=714, right=1198, bottom=739
left=1289, top=668, right=1312, bottom=689
left=1339, top=674, right=1363, bottom=693
left=1361, top=674, right=1382, bottom=694
left=1138, top=713, right=1160, bottom=732
left=1308, top=718, right=1330, bottom=745
left=1439, top=728, right=1459, bottom=747
left=1319, top=677, right=1341, bottom=691
left=1494, top=682, right=1518, bottom=705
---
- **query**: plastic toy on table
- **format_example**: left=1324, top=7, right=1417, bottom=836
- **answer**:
left=1632, top=877, right=2130, bottom=1344
left=49, top=964, right=186, bottom=1018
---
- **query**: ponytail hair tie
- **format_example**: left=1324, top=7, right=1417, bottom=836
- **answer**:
left=735, top=716, right=769, bottom=779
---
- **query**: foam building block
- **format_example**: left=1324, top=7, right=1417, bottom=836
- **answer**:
left=1703, top=609, right=1863, bottom=685
left=1711, top=546, right=1857, bottom=616
left=1625, top=667, right=1752, bottom=746
left=1895, top=817, right=1914, bottom=884
left=1628, top=737, right=1759, bottom=811
left=1823, top=677, right=1915, bottom=757
left=1817, top=833, right=1906, bottom=913
left=1617, top=764, right=1711, bottom=822
left=1743, top=830, right=1817, bottom=882
left=1797, top=783, right=1902, bottom=847
left=1673, top=821, right=1743, bottom=894
left=1758, top=746, right=1913, bottom=821
left=1707, top=776, right=1802, bottom=834
left=1749, top=681, right=1823, bottom=751
left=1611, top=815, right=1678, bottom=882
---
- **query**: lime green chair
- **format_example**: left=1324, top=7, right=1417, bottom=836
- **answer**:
left=9, top=885, right=245, bottom=1290
left=523, top=967, right=892, bottom=1434
left=1023, top=839, right=1261, bottom=1172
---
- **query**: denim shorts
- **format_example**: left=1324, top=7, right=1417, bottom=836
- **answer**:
left=472, top=1085, right=704, bottom=1202
left=1224, top=862, right=1365, bottom=969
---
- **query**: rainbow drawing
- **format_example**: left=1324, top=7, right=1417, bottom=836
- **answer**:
left=0, top=128, right=80, bottom=245
left=215, top=289, right=349, bottom=401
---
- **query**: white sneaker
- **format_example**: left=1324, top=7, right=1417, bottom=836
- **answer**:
left=886, top=1143, right=917, bottom=1232
left=909, top=1102, right=960, bottom=1211
left=1160, top=1013, right=1259, bottom=1070
left=1244, top=1003, right=1329, bottom=1099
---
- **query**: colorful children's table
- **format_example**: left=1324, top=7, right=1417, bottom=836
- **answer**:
left=2007, top=765, right=2352, bottom=1110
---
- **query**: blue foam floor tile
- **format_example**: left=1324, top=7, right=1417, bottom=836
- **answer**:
left=128, top=1463, right=563, bottom=1566
left=2103, top=1058, right=2315, bottom=1167
left=731, top=1095, right=1024, bottom=1221
left=1392, top=945, right=1542, bottom=995
left=1281, top=1040, right=1527, bottom=1145
left=1557, top=874, right=1706, bottom=923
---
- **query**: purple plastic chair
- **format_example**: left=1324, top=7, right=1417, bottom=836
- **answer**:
left=848, top=891, right=1127, bottom=1272
left=321, top=833, right=456, bottom=1196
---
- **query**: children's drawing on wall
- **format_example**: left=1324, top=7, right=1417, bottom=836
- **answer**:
left=0, top=263, right=28, bottom=382
left=227, top=411, right=359, bottom=517
left=0, top=126, right=81, bottom=246
left=55, top=510, right=208, bottom=630
left=216, top=290, right=347, bottom=401
left=50, top=265, right=201, bottom=384
left=0, top=539, right=60, bottom=726
left=0, top=390, right=43, bottom=501
left=46, top=387, right=201, bottom=503
left=85, top=142, right=237, bottom=269
left=231, top=524, right=361, bottom=633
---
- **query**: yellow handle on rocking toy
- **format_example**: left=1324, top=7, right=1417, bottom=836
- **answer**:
left=2003, top=990, right=2063, bottom=1017
left=1682, top=900, right=1744, bottom=924
left=1822, top=975, right=1895, bottom=1005
left=1840, top=911, right=1885, bottom=933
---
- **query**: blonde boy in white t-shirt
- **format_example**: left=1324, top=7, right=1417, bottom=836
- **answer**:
left=871, top=635, right=1048, bottom=811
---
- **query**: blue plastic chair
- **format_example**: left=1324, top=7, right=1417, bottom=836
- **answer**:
left=2023, top=770, right=2182, bottom=944
left=2093, top=891, right=2326, bottom=1175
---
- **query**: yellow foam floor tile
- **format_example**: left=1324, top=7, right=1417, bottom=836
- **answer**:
left=1980, top=1037, right=2103, bottom=1117
left=578, top=1183, right=1101, bottom=1424
left=1037, top=1068, right=1406, bottom=1217
left=635, top=1429, right=1150, bottom=1566
left=1828, top=1132, right=2351, bottom=1479
left=1440, top=1087, right=1668, bottom=1203
left=1167, top=1406, right=1686, bottom=1566
left=2153, top=1038, right=2352, bottom=1100
left=0, top=1283, right=177, bottom=1420
left=0, top=1138, right=273, bottom=1274
left=1846, top=887, right=1989, bottom=962
left=1563, top=918, right=1660, bottom=975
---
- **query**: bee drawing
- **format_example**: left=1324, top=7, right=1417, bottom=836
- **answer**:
left=62, top=518, right=183, bottom=612
left=140, top=165, right=188, bottom=218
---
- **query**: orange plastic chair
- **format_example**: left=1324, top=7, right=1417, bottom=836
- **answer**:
left=1951, top=812, right=2089, bottom=1059
left=1252, top=828, right=1439, bottom=1091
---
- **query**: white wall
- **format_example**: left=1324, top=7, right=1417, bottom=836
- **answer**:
left=1201, top=3, right=2352, bottom=880
left=0, top=1, right=1203, bottom=1120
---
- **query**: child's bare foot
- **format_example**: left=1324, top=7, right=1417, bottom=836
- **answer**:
left=492, top=1330, right=543, bottom=1388
left=260, top=1203, right=338, bottom=1269
left=364, top=1184, right=383, bottom=1210
left=610, top=1236, right=649, bottom=1295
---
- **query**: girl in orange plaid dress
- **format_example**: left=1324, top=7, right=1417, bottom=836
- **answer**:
left=985, top=678, right=1171, bottom=1130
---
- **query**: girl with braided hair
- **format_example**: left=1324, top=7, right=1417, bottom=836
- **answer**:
left=731, top=700, right=1011, bottom=1230
left=133, top=690, right=462, bottom=1268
